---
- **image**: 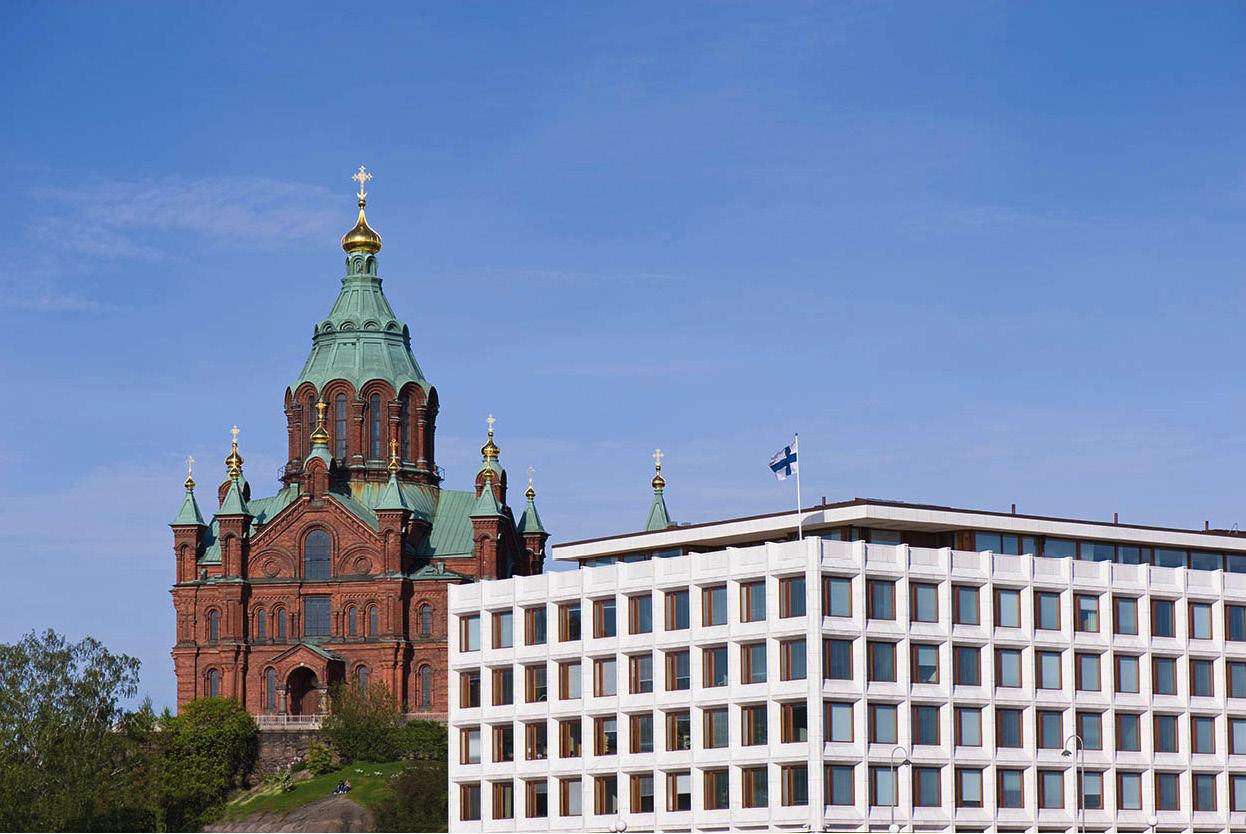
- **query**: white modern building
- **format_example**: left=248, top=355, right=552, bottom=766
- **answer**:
left=449, top=525, right=1246, bottom=833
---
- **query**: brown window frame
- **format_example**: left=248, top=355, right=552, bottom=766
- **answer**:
left=628, top=712, right=654, bottom=754
left=461, top=670, right=481, bottom=708
left=952, top=584, right=979, bottom=625
left=702, top=644, right=728, bottom=688
left=524, top=721, right=547, bottom=760
left=665, top=649, right=691, bottom=691
left=628, top=652, right=653, bottom=694
left=665, top=710, right=691, bottom=751
left=779, top=575, right=806, bottom=619
left=593, top=715, right=618, bottom=756
left=557, top=602, right=581, bottom=642
left=910, top=582, right=939, bottom=623
left=1074, top=594, right=1100, bottom=633
left=557, top=660, right=581, bottom=700
left=558, top=718, right=582, bottom=758
left=702, top=584, right=727, bottom=626
left=664, top=589, right=690, bottom=631
left=742, top=703, right=767, bottom=745
left=492, top=781, right=514, bottom=819
left=1074, top=652, right=1100, bottom=692
left=780, top=701, right=808, bottom=743
left=524, top=664, right=547, bottom=703
left=995, top=587, right=1022, bottom=628
left=627, top=593, right=652, bottom=634
left=491, top=667, right=514, bottom=706
left=703, top=706, right=729, bottom=748
left=1112, top=596, right=1139, bottom=635
left=1036, top=649, right=1062, bottom=690
left=741, top=641, right=766, bottom=684
left=629, top=773, right=655, bottom=813
left=523, top=606, right=546, bottom=645
left=740, top=580, right=766, bottom=622
left=704, top=768, right=729, bottom=810
left=867, top=578, right=895, bottom=620
left=592, top=598, right=616, bottom=639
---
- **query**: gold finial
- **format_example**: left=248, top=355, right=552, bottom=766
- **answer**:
left=525, top=466, right=535, bottom=500
left=341, top=165, right=382, bottom=254
left=480, top=413, right=500, bottom=459
left=388, top=437, right=401, bottom=474
left=651, top=447, right=666, bottom=490
left=225, top=426, right=244, bottom=479
left=184, top=455, right=196, bottom=491
left=310, top=399, right=330, bottom=445
left=482, top=464, right=495, bottom=482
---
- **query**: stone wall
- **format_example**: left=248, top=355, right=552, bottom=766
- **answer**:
left=255, top=728, right=319, bottom=775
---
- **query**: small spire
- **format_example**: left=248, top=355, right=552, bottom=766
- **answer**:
left=225, top=426, right=244, bottom=479
left=518, top=465, right=547, bottom=535
left=310, top=399, right=330, bottom=446
left=184, top=455, right=196, bottom=491
left=525, top=465, right=535, bottom=500
left=644, top=447, right=672, bottom=531
left=480, top=413, right=500, bottom=460
left=342, top=165, right=382, bottom=254
left=388, top=437, right=401, bottom=474
left=651, top=447, right=666, bottom=490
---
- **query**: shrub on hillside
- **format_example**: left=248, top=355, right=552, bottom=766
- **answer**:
left=158, top=697, right=257, bottom=831
left=396, top=719, right=447, bottom=761
left=373, top=763, right=448, bottom=833
left=321, top=676, right=403, bottom=763
left=305, top=740, right=336, bottom=776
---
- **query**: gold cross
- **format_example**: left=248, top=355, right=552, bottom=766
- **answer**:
left=352, top=165, right=372, bottom=200
left=390, top=437, right=399, bottom=458
left=186, top=455, right=195, bottom=476
left=231, top=426, right=240, bottom=445
left=486, top=414, right=496, bottom=436
left=653, top=447, right=664, bottom=468
left=315, top=399, right=327, bottom=423
left=527, top=465, right=534, bottom=478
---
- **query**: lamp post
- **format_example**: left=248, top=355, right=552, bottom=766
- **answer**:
left=889, top=745, right=909, bottom=832
left=1062, top=734, right=1084, bottom=834
left=1147, top=813, right=1158, bottom=833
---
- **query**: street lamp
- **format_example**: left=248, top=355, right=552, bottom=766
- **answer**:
left=1147, top=813, right=1159, bottom=833
left=889, top=745, right=909, bottom=832
left=1062, top=734, right=1084, bottom=834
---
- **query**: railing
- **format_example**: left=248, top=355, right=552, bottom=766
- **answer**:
left=255, top=712, right=447, bottom=729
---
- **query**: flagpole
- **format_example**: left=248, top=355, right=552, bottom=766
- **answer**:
left=795, top=432, right=803, bottom=540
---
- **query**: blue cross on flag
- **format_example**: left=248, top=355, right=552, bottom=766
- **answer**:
left=769, top=438, right=798, bottom=481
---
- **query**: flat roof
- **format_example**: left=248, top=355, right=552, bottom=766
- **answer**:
left=551, top=496, right=1246, bottom=562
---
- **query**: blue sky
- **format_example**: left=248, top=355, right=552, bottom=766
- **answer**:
left=1, top=1, right=1244, bottom=710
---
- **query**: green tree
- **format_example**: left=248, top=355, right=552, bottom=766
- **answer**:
left=373, top=763, right=448, bottom=833
left=0, top=629, right=152, bottom=832
left=158, top=697, right=257, bottom=831
left=321, top=676, right=403, bottom=762
left=396, top=719, right=447, bottom=761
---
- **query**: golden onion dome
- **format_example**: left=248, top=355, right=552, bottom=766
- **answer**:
left=481, top=436, right=500, bottom=459
left=341, top=199, right=382, bottom=254
left=525, top=483, right=536, bottom=500
left=652, top=471, right=666, bottom=490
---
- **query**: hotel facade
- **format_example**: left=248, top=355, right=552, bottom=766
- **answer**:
left=448, top=498, right=1246, bottom=833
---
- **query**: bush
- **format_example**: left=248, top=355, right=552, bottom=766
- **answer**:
left=321, top=677, right=403, bottom=763
left=373, top=763, right=448, bottom=833
left=305, top=740, right=336, bottom=776
left=157, top=697, right=257, bottom=831
left=396, top=720, right=447, bottom=761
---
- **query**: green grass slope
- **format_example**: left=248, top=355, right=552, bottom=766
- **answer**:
left=222, top=761, right=409, bottom=822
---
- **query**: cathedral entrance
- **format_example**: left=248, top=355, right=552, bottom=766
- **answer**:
left=287, top=667, right=320, bottom=717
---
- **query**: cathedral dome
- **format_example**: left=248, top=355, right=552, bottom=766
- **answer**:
left=341, top=199, right=382, bottom=254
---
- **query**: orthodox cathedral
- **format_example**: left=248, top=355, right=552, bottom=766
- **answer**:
left=169, top=169, right=549, bottom=719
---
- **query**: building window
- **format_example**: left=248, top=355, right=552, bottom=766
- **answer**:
left=460, top=727, right=481, bottom=764
left=1192, top=715, right=1215, bottom=754
left=1190, top=602, right=1213, bottom=639
left=870, top=703, right=898, bottom=744
left=666, top=711, right=691, bottom=751
left=526, top=780, right=548, bottom=818
left=825, top=765, right=853, bottom=806
left=704, top=707, right=729, bottom=748
left=1156, top=772, right=1180, bottom=811
left=558, top=661, right=581, bottom=700
left=780, top=638, right=806, bottom=680
left=304, top=597, right=330, bottom=636
left=1037, top=710, right=1062, bottom=749
left=1035, top=591, right=1060, bottom=630
left=255, top=608, right=266, bottom=640
left=826, top=702, right=853, bottom=742
left=461, top=671, right=480, bottom=708
left=593, top=658, right=617, bottom=697
left=493, top=725, right=514, bottom=762
left=704, top=769, right=729, bottom=810
left=1113, top=596, right=1138, bottom=634
left=667, top=771, right=692, bottom=811
left=703, top=645, right=728, bottom=687
left=911, top=644, right=938, bottom=684
left=1191, top=658, right=1214, bottom=697
left=629, top=653, right=653, bottom=694
left=998, top=769, right=1024, bottom=808
left=868, top=641, right=897, bottom=682
left=419, top=665, right=432, bottom=708
left=1116, top=712, right=1141, bottom=751
left=559, top=777, right=581, bottom=816
left=367, top=605, right=379, bottom=637
left=913, top=767, right=941, bottom=807
left=742, top=642, right=766, bottom=684
left=524, top=606, right=546, bottom=644
left=368, top=393, right=382, bottom=459
left=492, top=668, right=513, bottom=706
left=1194, top=773, right=1216, bottom=812
left=1036, top=650, right=1061, bottom=689
left=459, top=784, right=481, bottom=821
left=1072, top=652, right=1099, bottom=692
left=665, top=590, right=689, bottom=630
left=702, top=585, right=727, bottom=626
left=742, top=766, right=767, bottom=808
left=665, top=650, right=690, bottom=691
left=823, top=576, right=851, bottom=617
left=357, top=666, right=369, bottom=696
left=628, top=594, right=652, bottom=634
left=1152, top=598, right=1176, bottom=637
left=1229, top=604, right=1246, bottom=642
left=593, top=598, right=616, bottom=638
left=779, top=576, right=806, bottom=618
left=461, top=614, right=480, bottom=651
left=996, top=648, right=1022, bottom=687
left=870, top=766, right=897, bottom=808
left=954, top=645, right=980, bottom=686
left=741, top=580, right=766, bottom=622
left=558, top=603, right=581, bottom=641
left=398, top=398, right=409, bottom=461
left=303, top=529, right=331, bottom=580
left=418, top=603, right=432, bottom=638
left=630, top=774, right=654, bottom=813
left=1038, top=770, right=1063, bottom=810
left=781, top=764, right=808, bottom=806
left=524, top=721, right=547, bottom=760
left=593, top=716, right=618, bottom=756
left=996, top=708, right=1023, bottom=748
left=911, top=583, right=938, bottom=623
left=824, top=638, right=852, bottom=680
left=263, top=667, right=276, bottom=708
left=742, top=704, right=768, bottom=745
left=955, top=707, right=981, bottom=746
left=1079, top=770, right=1103, bottom=810
left=493, top=611, right=513, bottom=648
left=995, top=588, right=1021, bottom=628
left=1075, top=594, right=1099, bottom=632
left=1232, top=661, right=1246, bottom=698
left=1077, top=711, right=1103, bottom=750
left=525, top=665, right=547, bottom=703
left=912, top=705, right=940, bottom=745
left=1113, top=654, right=1138, bottom=693
left=1231, top=718, right=1246, bottom=755
left=867, top=579, right=895, bottom=620
left=1118, top=772, right=1142, bottom=810
left=558, top=719, right=582, bottom=758
left=956, top=768, right=983, bottom=808
left=1153, top=656, right=1177, bottom=695
left=953, top=585, right=979, bottom=625
left=207, top=669, right=220, bottom=698
left=630, top=713, right=654, bottom=753
left=347, top=606, right=358, bottom=637
left=207, top=609, right=219, bottom=643
left=333, top=393, right=347, bottom=458
left=780, top=702, right=807, bottom=743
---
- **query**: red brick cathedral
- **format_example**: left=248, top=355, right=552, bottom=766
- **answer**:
left=169, top=170, right=548, bottom=719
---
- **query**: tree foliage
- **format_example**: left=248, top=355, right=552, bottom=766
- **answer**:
left=373, top=763, right=449, bottom=833
left=396, top=719, right=447, bottom=760
left=158, top=697, right=258, bottom=831
left=321, top=676, right=404, bottom=762
left=0, top=629, right=153, bottom=832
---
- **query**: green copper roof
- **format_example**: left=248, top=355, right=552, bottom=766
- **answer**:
left=518, top=497, right=547, bottom=535
left=291, top=256, right=428, bottom=396
left=644, top=488, right=672, bottom=532
left=470, top=483, right=504, bottom=518
left=375, top=473, right=409, bottom=512
left=219, top=478, right=253, bottom=517
left=171, top=488, right=206, bottom=527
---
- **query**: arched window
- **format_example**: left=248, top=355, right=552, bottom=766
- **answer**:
left=419, top=665, right=432, bottom=707
left=368, top=605, right=379, bottom=637
left=208, top=609, right=219, bottom=642
left=304, top=530, right=331, bottom=580
left=399, top=399, right=410, bottom=461
left=265, top=668, right=277, bottom=708
left=256, top=608, right=267, bottom=640
left=419, top=604, right=432, bottom=638
left=276, top=607, right=287, bottom=640
left=369, top=393, right=382, bottom=459
left=334, top=393, right=347, bottom=458
left=347, top=606, right=358, bottom=637
left=357, top=666, right=369, bottom=696
left=208, top=669, right=220, bottom=698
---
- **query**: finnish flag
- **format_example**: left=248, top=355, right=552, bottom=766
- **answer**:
left=769, top=438, right=798, bottom=481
